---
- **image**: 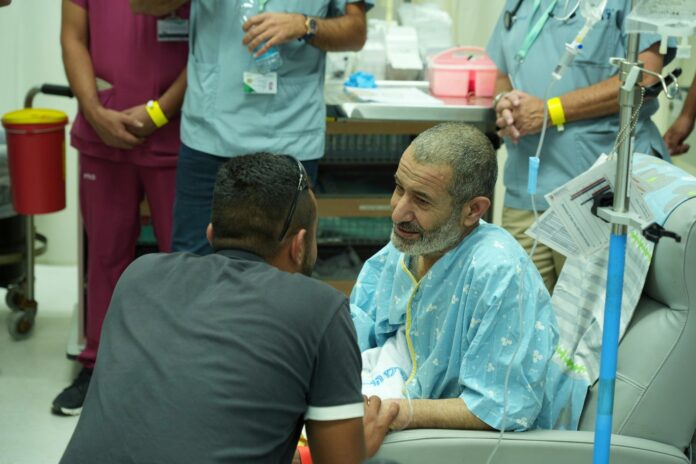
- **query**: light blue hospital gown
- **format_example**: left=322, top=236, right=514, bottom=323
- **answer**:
left=351, top=222, right=567, bottom=431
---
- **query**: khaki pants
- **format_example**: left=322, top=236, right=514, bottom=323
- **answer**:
left=502, top=207, right=566, bottom=293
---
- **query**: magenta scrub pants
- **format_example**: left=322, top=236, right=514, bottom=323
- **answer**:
left=77, top=154, right=176, bottom=368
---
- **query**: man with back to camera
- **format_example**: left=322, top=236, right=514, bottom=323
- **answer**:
left=59, top=153, right=396, bottom=464
left=130, top=0, right=371, bottom=255
left=351, top=123, right=587, bottom=453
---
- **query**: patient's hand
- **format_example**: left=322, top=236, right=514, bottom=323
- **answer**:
left=363, top=395, right=400, bottom=456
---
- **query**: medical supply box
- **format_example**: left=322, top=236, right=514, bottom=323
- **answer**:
left=427, top=47, right=497, bottom=98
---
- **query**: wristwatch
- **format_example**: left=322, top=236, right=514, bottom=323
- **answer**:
left=492, top=92, right=507, bottom=111
left=300, top=15, right=318, bottom=42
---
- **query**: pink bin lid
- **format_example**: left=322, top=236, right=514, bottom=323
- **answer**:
left=429, top=47, right=496, bottom=70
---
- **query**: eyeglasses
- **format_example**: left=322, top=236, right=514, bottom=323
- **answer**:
left=278, top=157, right=309, bottom=241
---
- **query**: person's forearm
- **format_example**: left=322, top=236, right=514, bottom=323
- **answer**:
left=158, top=68, right=187, bottom=119
left=495, top=72, right=513, bottom=95
left=61, top=1, right=100, bottom=121
left=555, top=45, right=664, bottom=124
left=129, top=0, right=187, bottom=16
left=309, top=3, right=366, bottom=52
left=680, top=76, right=696, bottom=121
left=62, top=40, right=100, bottom=120
left=553, top=76, right=619, bottom=123
left=397, top=398, right=494, bottom=431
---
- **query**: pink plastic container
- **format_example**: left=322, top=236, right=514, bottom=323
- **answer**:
left=427, top=47, right=497, bottom=98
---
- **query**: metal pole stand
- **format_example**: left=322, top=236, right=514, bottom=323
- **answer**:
left=591, top=21, right=642, bottom=464
left=591, top=11, right=681, bottom=462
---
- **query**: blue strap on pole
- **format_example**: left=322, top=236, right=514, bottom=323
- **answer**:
left=593, top=232, right=627, bottom=464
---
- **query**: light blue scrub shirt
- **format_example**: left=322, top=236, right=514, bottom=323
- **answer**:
left=486, top=0, right=673, bottom=210
left=181, top=0, right=372, bottom=161
left=350, top=222, right=567, bottom=431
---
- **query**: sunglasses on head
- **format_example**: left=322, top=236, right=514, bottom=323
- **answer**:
left=278, top=157, right=309, bottom=241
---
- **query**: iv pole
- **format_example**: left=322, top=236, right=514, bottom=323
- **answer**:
left=592, top=0, right=639, bottom=462
left=587, top=0, right=686, bottom=460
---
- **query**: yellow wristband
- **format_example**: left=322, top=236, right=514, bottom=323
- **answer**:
left=547, top=97, right=566, bottom=131
left=145, top=100, right=169, bottom=128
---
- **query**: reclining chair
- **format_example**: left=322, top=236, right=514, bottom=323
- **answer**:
left=374, top=196, right=696, bottom=464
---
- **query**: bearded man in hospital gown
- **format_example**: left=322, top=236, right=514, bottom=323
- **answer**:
left=351, top=123, right=586, bottom=452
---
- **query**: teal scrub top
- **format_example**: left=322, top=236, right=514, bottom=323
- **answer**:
left=486, top=0, right=674, bottom=210
left=181, top=0, right=372, bottom=161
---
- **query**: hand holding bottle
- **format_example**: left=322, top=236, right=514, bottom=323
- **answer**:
left=238, top=0, right=283, bottom=74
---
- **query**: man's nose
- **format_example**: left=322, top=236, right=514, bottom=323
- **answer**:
left=391, top=196, right=413, bottom=224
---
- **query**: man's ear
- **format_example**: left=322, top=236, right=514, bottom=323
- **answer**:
left=206, top=223, right=214, bottom=245
left=288, top=228, right=307, bottom=269
left=461, top=196, right=491, bottom=227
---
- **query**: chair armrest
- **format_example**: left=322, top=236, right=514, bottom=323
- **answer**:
left=374, top=429, right=688, bottom=464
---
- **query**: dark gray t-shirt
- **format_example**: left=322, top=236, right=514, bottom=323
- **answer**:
left=60, top=249, right=363, bottom=464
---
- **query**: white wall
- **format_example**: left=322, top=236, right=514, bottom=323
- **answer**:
left=368, top=0, right=506, bottom=46
left=0, top=0, right=78, bottom=265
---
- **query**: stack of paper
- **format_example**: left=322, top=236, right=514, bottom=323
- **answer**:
left=344, top=87, right=443, bottom=106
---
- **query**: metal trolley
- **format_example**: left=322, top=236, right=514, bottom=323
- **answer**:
left=1, top=84, right=74, bottom=340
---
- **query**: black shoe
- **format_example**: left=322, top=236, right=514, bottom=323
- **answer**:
left=51, top=368, right=93, bottom=416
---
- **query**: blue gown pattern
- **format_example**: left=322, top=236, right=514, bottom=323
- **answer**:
left=350, top=222, right=576, bottom=430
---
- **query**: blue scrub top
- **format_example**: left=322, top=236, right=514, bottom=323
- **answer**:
left=181, top=0, right=372, bottom=161
left=486, top=0, right=674, bottom=210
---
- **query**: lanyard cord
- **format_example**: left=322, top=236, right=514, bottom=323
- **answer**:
left=515, top=0, right=559, bottom=62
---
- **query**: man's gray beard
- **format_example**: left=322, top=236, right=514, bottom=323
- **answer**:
left=390, top=211, right=463, bottom=256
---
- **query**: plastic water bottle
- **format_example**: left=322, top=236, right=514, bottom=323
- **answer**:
left=238, top=0, right=283, bottom=74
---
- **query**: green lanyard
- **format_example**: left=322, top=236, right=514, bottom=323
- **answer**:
left=515, top=0, right=559, bottom=62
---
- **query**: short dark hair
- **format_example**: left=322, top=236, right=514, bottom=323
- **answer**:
left=411, top=123, right=497, bottom=207
left=210, top=153, right=315, bottom=258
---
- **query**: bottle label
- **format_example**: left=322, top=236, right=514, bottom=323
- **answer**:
left=243, top=72, right=278, bottom=94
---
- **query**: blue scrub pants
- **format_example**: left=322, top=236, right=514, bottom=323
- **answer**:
left=172, top=143, right=319, bottom=255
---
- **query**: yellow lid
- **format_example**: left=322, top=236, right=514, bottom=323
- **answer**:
left=2, top=108, right=68, bottom=125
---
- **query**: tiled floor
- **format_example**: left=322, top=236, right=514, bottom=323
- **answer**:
left=0, top=265, right=81, bottom=464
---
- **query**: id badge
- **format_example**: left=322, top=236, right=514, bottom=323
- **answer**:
left=157, top=18, right=189, bottom=42
left=243, top=72, right=278, bottom=94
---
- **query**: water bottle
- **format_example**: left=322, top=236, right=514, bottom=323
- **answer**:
left=238, top=0, right=283, bottom=74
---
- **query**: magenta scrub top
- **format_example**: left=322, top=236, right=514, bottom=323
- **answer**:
left=69, top=0, right=189, bottom=167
